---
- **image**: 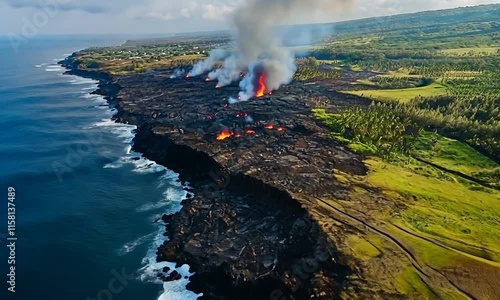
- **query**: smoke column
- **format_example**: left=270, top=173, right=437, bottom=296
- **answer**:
left=188, top=49, right=228, bottom=77
left=169, top=68, right=186, bottom=79
left=195, top=0, right=354, bottom=99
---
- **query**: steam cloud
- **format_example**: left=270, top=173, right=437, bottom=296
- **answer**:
left=190, top=0, right=353, bottom=100
left=188, top=49, right=228, bottom=77
left=170, top=68, right=186, bottom=79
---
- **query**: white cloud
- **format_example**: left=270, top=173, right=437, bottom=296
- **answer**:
left=180, top=8, right=192, bottom=18
left=1, top=0, right=500, bottom=34
left=202, top=4, right=235, bottom=20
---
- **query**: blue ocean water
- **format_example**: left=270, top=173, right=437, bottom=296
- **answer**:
left=0, top=37, right=199, bottom=300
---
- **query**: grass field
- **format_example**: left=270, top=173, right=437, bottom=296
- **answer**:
left=366, top=158, right=500, bottom=263
left=412, top=132, right=499, bottom=184
left=344, top=82, right=448, bottom=103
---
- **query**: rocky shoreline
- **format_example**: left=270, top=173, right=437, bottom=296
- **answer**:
left=62, top=53, right=425, bottom=300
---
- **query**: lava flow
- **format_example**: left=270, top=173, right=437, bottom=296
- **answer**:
left=205, top=77, right=211, bottom=82
left=216, top=130, right=234, bottom=141
left=264, top=124, right=274, bottom=130
left=255, top=73, right=266, bottom=97
left=245, top=129, right=256, bottom=134
left=215, top=84, right=221, bottom=89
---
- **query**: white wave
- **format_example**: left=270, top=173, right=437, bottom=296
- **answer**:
left=126, top=145, right=132, bottom=155
left=69, top=78, right=97, bottom=85
left=132, top=159, right=166, bottom=174
left=137, top=201, right=170, bottom=213
left=163, top=187, right=186, bottom=203
left=35, top=63, right=48, bottom=68
left=117, top=232, right=157, bottom=256
left=139, top=225, right=202, bottom=300
left=87, top=119, right=137, bottom=142
left=103, top=157, right=128, bottom=169
left=137, top=187, right=186, bottom=213
left=45, top=65, right=65, bottom=72
left=149, top=214, right=163, bottom=222
left=82, top=84, right=99, bottom=91
left=159, top=280, right=202, bottom=300
left=80, top=93, right=101, bottom=99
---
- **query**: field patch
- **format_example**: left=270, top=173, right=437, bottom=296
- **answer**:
left=344, top=82, right=448, bottom=103
left=440, top=47, right=499, bottom=56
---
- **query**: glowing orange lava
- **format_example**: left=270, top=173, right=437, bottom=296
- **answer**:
left=264, top=124, right=274, bottom=130
left=216, top=130, right=234, bottom=141
left=277, top=127, right=284, bottom=132
left=185, top=75, right=190, bottom=78
left=205, top=77, right=211, bottom=82
left=215, top=84, right=221, bottom=89
left=245, top=129, right=256, bottom=134
left=256, top=74, right=266, bottom=97
left=235, top=133, right=242, bottom=138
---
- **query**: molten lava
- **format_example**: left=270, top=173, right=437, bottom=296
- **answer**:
left=205, top=77, right=211, bottom=82
left=215, top=84, right=221, bottom=89
left=255, top=74, right=266, bottom=97
left=245, top=129, right=256, bottom=134
left=216, top=130, right=234, bottom=141
left=277, top=127, right=285, bottom=132
left=264, top=124, right=274, bottom=130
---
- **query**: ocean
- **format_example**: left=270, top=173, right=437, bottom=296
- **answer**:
left=0, top=36, right=199, bottom=299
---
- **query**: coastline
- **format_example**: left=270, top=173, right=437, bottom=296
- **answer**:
left=59, top=54, right=356, bottom=299
left=60, top=51, right=500, bottom=300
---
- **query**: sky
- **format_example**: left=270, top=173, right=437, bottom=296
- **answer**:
left=1, top=0, right=500, bottom=36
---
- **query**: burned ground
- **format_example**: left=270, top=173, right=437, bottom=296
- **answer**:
left=62, top=57, right=493, bottom=299
left=114, top=70, right=373, bottom=299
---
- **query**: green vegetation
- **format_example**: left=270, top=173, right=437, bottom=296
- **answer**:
left=293, top=57, right=341, bottom=81
left=366, top=158, right=500, bottom=262
left=347, top=82, right=448, bottom=103
left=313, top=104, right=421, bottom=158
left=310, top=6, right=500, bottom=297
left=440, top=47, right=499, bottom=56
left=345, top=234, right=381, bottom=259
left=71, top=38, right=224, bottom=75
left=307, top=5, right=500, bottom=162
left=394, top=267, right=442, bottom=299
left=412, top=132, right=499, bottom=185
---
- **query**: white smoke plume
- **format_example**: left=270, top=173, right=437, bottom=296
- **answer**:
left=188, top=48, right=228, bottom=77
left=196, top=0, right=354, bottom=99
left=207, top=55, right=243, bottom=86
left=169, top=68, right=186, bottom=79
